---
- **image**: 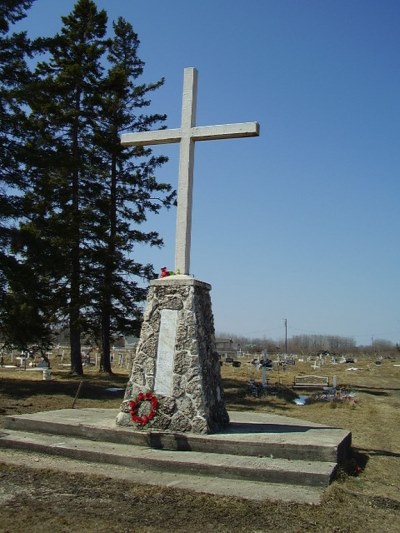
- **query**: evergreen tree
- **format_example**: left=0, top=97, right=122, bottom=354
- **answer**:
left=0, top=0, right=39, bottom=349
left=21, top=0, right=108, bottom=374
left=86, top=17, right=175, bottom=373
left=0, top=0, right=34, bottom=33
left=4, top=1, right=174, bottom=373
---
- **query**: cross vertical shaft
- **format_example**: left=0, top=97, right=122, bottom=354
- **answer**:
left=175, top=68, right=197, bottom=274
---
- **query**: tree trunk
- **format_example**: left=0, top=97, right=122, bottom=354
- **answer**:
left=69, top=109, right=82, bottom=375
left=100, top=310, right=112, bottom=374
left=70, top=321, right=82, bottom=375
left=100, top=152, right=118, bottom=374
left=70, top=223, right=82, bottom=375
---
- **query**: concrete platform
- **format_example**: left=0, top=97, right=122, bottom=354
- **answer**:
left=0, top=409, right=351, bottom=504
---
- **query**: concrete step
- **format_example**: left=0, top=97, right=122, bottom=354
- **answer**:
left=0, top=447, right=325, bottom=504
left=3, top=408, right=352, bottom=463
left=0, top=428, right=337, bottom=487
left=0, top=408, right=351, bottom=503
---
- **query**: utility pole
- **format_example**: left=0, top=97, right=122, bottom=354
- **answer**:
left=284, top=318, right=288, bottom=354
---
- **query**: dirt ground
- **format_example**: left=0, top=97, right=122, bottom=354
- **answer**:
left=0, top=356, right=399, bottom=532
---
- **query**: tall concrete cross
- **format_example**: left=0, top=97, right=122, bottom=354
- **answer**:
left=121, top=67, right=260, bottom=275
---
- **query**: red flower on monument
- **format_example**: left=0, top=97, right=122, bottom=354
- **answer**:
left=129, top=392, right=159, bottom=427
left=160, top=267, right=169, bottom=278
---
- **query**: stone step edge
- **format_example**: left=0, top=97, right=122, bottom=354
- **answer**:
left=4, top=415, right=345, bottom=463
left=0, top=447, right=325, bottom=505
left=0, top=429, right=336, bottom=487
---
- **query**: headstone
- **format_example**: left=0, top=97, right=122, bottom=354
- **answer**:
left=116, top=68, right=259, bottom=433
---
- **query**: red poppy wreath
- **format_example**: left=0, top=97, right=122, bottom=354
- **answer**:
left=129, top=391, right=159, bottom=427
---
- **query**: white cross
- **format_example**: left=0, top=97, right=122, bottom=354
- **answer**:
left=121, top=67, right=259, bottom=275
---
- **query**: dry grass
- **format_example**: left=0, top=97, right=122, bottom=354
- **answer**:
left=221, top=356, right=400, bottom=504
left=0, top=354, right=399, bottom=532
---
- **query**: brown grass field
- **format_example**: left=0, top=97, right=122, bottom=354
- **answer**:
left=0, top=354, right=399, bottom=532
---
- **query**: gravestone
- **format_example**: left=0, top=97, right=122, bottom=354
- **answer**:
left=116, top=68, right=259, bottom=433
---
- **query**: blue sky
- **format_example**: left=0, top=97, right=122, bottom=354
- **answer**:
left=15, top=0, right=400, bottom=345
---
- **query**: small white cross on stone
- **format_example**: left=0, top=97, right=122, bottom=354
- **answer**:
left=121, top=67, right=260, bottom=275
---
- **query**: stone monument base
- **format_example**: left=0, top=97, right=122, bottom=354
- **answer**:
left=2, top=408, right=352, bottom=504
left=116, top=275, right=229, bottom=434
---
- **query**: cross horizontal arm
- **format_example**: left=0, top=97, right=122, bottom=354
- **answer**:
left=121, top=128, right=182, bottom=147
left=192, top=122, right=260, bottom=141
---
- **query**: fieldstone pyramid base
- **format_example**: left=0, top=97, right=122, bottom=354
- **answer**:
left=116, top=275, right=229, bottom=434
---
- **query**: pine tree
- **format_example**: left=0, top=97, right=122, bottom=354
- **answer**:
left=21, top=0, right=108, bottom=374
left=0, top=0, right=40, bottom=349
left=6, top=1, right=174, bottom=373
left=0, top=0, right=34, bottom=33
left=86, top=17, right=175, bottom=373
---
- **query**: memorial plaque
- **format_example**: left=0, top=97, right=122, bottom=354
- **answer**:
left=154, top=309, right=178, bottom=396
